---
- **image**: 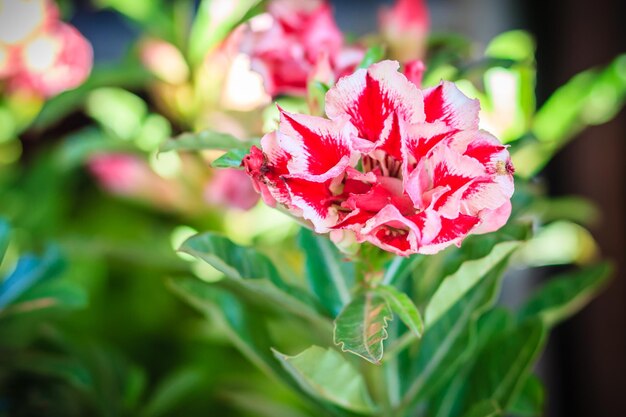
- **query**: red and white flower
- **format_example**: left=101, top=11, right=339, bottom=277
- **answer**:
left=243, top=60, right=514, bottom=256
left=244, top=0, right=363, bottom=97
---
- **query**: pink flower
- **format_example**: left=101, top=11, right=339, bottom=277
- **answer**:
left=244, top=0, right=363, bottom=97
left=243, top=60, right=514, bottom=256
left=88, top=153, right=150, bottom=196
left=0, top=0, right=92, bottom=97
left=204, top=168, right=260, bottom=210
left=10, top=22, right=93, bottom=97
left=380, top=0, right=429, bottom=61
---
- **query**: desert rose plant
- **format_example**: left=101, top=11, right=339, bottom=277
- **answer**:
left=160, top=0, right=626, bottom=416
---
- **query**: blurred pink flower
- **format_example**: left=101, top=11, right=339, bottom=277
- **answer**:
left=88, top=154, right=149, bottom=196
left=244, top=60, right=514, bottom=256
left=204, top=168, right=260, bottom=210
left=245, top=0, right=363, bottom=97
left=0, top=0, right=92, bottom=97
left=403, top=59, right=425, bottom=88
left=0, top=0, right=58, bottom=45
left=10, top=22, right=92, bottom=97
left=380, top=0, right=429, bottom=61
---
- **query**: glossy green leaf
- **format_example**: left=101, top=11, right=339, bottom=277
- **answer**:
left=486, top=30, right=535, bottom=62
left=399, top=258, right=511, bottom=413
left=514, top=54, right=626, bottom=177
left=334, top=291, right=392, bottom=364
left=85, top=88, right=147, bottom=140
left=141, top=368, right=206, bottom=417
left=168, top=277, right=284, bottom=380
left=179, top=233, right=324, bottom=326
left=0, top=247, right=64, bottom=309
left=14, top=352, right=93, bottom=391
left=425, top=241, right=521, bottom=328
left=518, top=262, right=612, bottom=327
left=464, top=319, right=546, bottom=411
left=377, top=285, right=423, bottom=338
left=358, top=45, right=385, bottom=69
left=461, top=400, right=502, bottom=417
left=2, top=280, right=87, bottom=318
left=0, top=219, right=10, bottom=266
left=382, top=255, right=422, bottom=287
left=161, top=130, right=255, bottom=153
left=211, top=148, right=250, bottom=169
left=426, top=309, right=513, bottom=417
left=188, top=0, right=264, bottom=65
left=528, top=195, right=600, bottom=226
left=298, top=229, right=354, bottom=317
left=168, top=278, right=338, bottom=417
left=509, top=374, right=545, bottom=417
left=273, top=346, right=375, bottom=414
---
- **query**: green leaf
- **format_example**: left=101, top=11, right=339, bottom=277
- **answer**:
left=179, top=233, right=324, bottom=326
left=15, top=352, right=93, bottom=390
left=141, top=368, right=206, bottom=417
left=2, top=280, right=88, bottom=318
left=85, top=88, right=147, bottom=140
left=518, top=263, right=612, bottom=327
left=461, top=400, right=502, bottom=417
left=188, top=0, right=264, bottom=66
left=528, top=195, right=600, bottom=226
left=382, top=255, right=422, bottom=287
left=168, top=278, right=339, bottom=417
left=0, top=218, right=10, bottom=266
left=509, top=374, right=545, bottom=417
left=333, top=291, right=392, bottom=364
left=399, top=258, right=511, bottom=413
left=514, top=54, right=626, bottom=177
left=485, top=30, right=535, bottom=62
left=425, top=241, right=521, bottom=328
left=377, top=285, right=423, bottom=338
left=168, top=277, right=284, bottom=380
left=0, top=246, right=64, bottom=309
left=464, top=319, right=546, bottom=411
left=161, top=130, right=254, bottom=153
left=273, top=346, right=376, bottom=414
left=211, top=148, right=251, bottom=169
left=358, top=45, right=385, bottom=69
left=298, top=229, right=354, bottom=317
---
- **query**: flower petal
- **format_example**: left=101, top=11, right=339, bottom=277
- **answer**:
left=278, top=108, right=357, bottom=181
left=283, top=177, right=337, bottom=232
left=423, top=81, right=479, bottom=130
left=418, top=213, right=479, bottom=254
left=326, top=60, right=424, bottom=144
left=359, top=204, right=423, bottom=256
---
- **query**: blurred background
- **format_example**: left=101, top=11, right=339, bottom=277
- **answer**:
left=1, top=0, right=624, bottom=416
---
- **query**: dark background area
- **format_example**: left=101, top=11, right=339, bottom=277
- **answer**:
left=66, top=0, right=625, bottom=415
left=526, top=1, right=626, bottom=416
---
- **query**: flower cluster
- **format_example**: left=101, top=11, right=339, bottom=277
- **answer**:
left=244, top=0, right=363, bottom=97
left=244, top=61, right=514, bottom=256
left=0, top=0, right=92, bottom=97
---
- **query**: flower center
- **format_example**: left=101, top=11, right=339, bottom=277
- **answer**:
left=362, top=154, right=403, bottom=179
